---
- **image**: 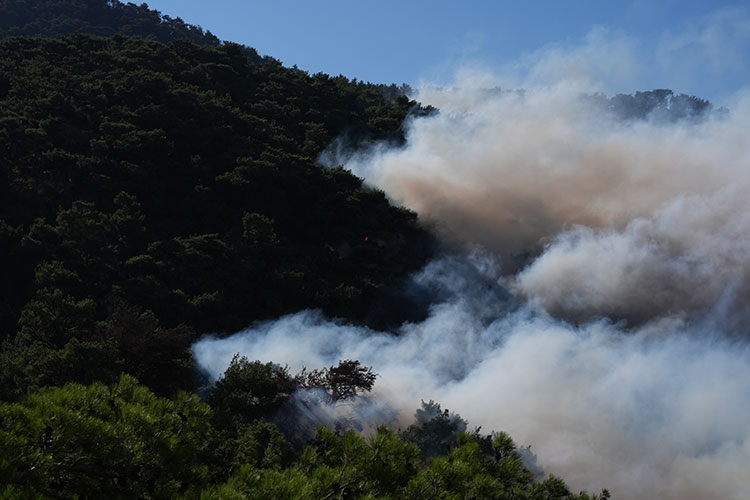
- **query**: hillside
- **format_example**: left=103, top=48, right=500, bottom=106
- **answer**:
left=0, top=0, right=221, bottom=44
left=0, top=1, right=617, bottom=499
left=0, top=31, right=438, bottom=398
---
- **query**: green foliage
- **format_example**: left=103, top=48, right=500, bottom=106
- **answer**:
left=0, top=0, right=228, bottom=50
left=0, top=261, right=195, bottom=400
left=0, top=336, right=121, bottom=401
left=0, top=374, right=213, bottom=499
left=0, top=220, right=28, bottom=336
left=0, top=32, right=432, bottom=397
left=0, top=376, right=608, bottom=500
left=403, top=400, right=468, bottom=459
left=100, top=301, right=195, bottom=397
left=197, top=426, right=609, bottom=500
left=211, top=420, right=296, bottom=478
left=295, top=359, right=377, bottom=402
left=208, top=354, right=297, bottom=432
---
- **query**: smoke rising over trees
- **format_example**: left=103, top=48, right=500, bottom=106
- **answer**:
left=1, top=0, right=747, bottom=498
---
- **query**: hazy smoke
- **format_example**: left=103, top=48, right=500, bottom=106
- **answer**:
left=194, top=28, right=750, bottom=499
left=517, top=187, right=750, bottom=324
left=194, top=254, right=750, bottom=500
left=271, top=388, right=398, bottom=446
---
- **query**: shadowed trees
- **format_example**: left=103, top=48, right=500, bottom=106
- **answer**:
left=0, top=33, right=432, bottom=399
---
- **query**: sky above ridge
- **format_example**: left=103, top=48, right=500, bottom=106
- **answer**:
left=143, top=0, right=750, bottom=104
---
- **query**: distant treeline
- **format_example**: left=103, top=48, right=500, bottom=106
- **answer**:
left=588, top=88, right=717, bottom=122
left=0, top=0, right=223, bottom=44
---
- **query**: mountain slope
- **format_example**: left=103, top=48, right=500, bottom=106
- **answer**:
left=0, top=29, right=432, bottom=398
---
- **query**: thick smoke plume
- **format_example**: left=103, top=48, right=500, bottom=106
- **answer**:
left=194, top=29, right=750, bottom=499
left=344, top=82, right=750, bottom=324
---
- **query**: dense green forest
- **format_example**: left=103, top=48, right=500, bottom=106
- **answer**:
left=0, top=30, right=436, bottom=399
left=0, top=370, right=609, bottom=499
left=0, top=0, right=223, bottom=45
left=0, top=0, right=616, bottom=498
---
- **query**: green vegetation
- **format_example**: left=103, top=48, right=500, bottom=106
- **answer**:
left=0, top=373, right=610, bottom=500
left=0, top=375, right=213, bottom=498
left=0, top=0, right=222, bottom=46
left=0, top=31, right=434, bottom=398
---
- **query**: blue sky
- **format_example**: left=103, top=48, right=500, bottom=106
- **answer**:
left=143, top=1, right=750, bottom=104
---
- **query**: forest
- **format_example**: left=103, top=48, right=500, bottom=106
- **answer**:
left=3, top=0, right=723, bottom=498
left=0, top=23, right=436, bottom=400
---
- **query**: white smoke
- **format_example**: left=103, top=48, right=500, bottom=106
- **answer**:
left=194, top=254, right=750, bottom=500
left=517, top=187, right=750, bottom=323
left=351, top=82, right=738, bottom=253
left=194, top=16, right=750, bottom=500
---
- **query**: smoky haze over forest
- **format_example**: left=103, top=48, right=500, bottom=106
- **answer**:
left=3, top=1, right=749, bottom=498
left=195, top=71, right=750, bottom=500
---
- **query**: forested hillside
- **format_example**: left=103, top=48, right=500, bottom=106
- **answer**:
left=0, top=0, right=222, bottom=45
left=0, top=31, right=438, bottom=399
left=0, top=1, right=613, bottom=498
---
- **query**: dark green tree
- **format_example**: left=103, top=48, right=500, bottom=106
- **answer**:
left=403, top=400, right=468, bottom=459
left=295, top=359, right=377, bottom=403
left=0, top=374, right=213, bottom=499
left=208, top=354, right=297, bottom=432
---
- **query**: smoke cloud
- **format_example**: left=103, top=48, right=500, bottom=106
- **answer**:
left=194, top=22, right=750, bottom=500
left=194, top=254, right=750, bottom=500
left=342, top=79, right=750, bottom=324
left=517, top=187, right=750, bottom=324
